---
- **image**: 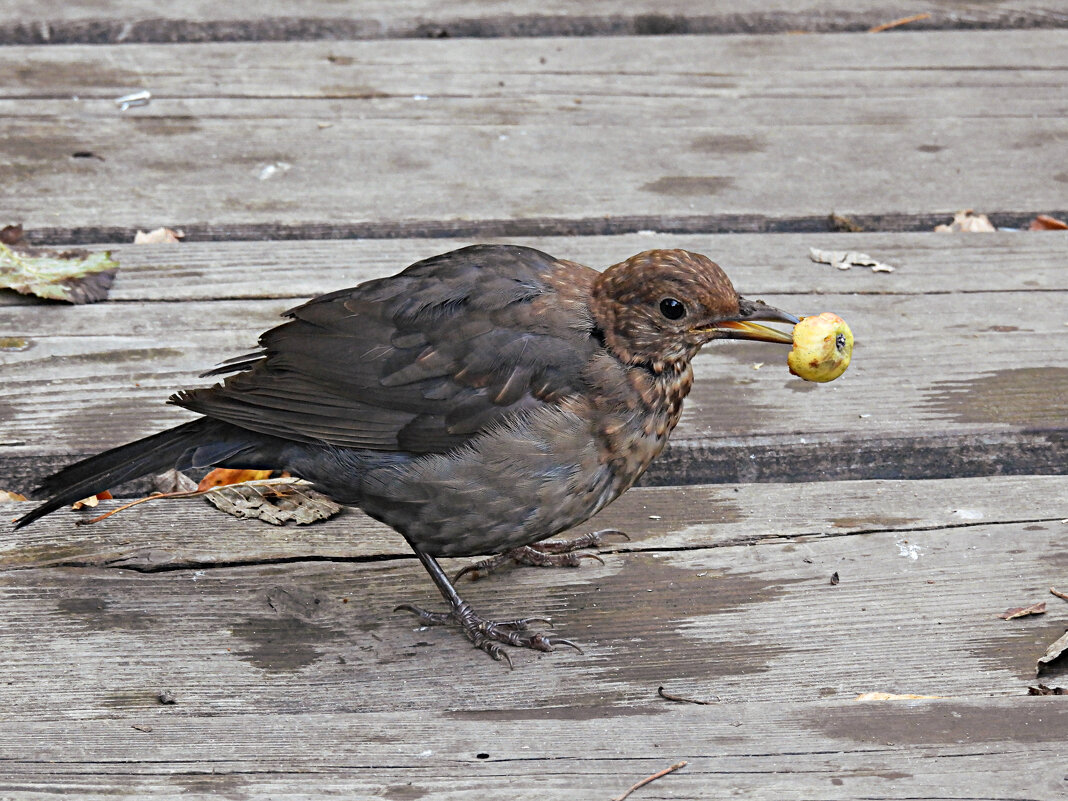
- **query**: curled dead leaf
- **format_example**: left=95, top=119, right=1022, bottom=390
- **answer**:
left=1037, top=630, right=1068, bottom=675
left=72, top=490, right=113, bottom=510
left=934, top=210, right=996, bottom=233
left=1028, top=214, right=1068, bottom=231
left=133, top=227, right=184, bottom=244
left=998, top=601, right=1047, bottom=620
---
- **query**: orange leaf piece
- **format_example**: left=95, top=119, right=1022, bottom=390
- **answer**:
left=197, top=468, right=274, bottom=491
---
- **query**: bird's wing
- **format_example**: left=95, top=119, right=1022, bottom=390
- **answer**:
left=172, top=245, right=600, bottom=453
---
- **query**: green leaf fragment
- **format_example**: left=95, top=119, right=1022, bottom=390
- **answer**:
left=0, top=241, right=118, bottom=303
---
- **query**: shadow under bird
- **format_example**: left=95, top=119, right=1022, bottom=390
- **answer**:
left=17, top=244, right=801, bottom=664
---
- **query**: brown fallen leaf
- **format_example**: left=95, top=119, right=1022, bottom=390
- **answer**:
left=1051, top=587, right=1068, bottom=602
left=0, top=489, right=28, bottom=502
left=0, top=242, right=118, bottom=303
left=153, top=469, right=198, bottom=494
left=998, top=601, right=1047, bottom=620
left=1028, top=214, right=1068, bottom=231
left=854, top=692, right=944, bottom=701
left=197, top=467, right=274, bottom=491
left=1027, top=684, right=1067, bottom=695
left=0, top=224, right=25, bottom=246
left=934, top=209, right=996, bottom=233
left=1037, top=630, right=1068, bottom=675
left=133, top=227, right=184, bottom=244
left=203, top=478, right=341, bottom=526
left=72, top=490, right=113, bottom=510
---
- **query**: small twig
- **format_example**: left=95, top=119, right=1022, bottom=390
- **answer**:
left=657, top=686, right=719, bottom=705
left=611, top=761, right=687, bottom=801
left=74, top=489, right=209, bottom=525
left=1051, top=587, right=1068, bottom=602
left=868, top=12, right=931, bottom=33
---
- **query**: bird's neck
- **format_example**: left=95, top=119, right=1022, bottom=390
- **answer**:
left=587, top=357, right=695, bottom=497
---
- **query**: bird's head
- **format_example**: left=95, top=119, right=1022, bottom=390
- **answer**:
left=590, top=249, right=799, bottom=369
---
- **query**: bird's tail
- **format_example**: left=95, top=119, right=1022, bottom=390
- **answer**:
left=15, top=418, right=228, bottom=529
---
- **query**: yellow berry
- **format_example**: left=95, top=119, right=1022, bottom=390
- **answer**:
left=788, top=313, right=853, bottom=382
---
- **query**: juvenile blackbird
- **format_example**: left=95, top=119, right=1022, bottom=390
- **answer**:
left=17, top=244, right=799, bottom=664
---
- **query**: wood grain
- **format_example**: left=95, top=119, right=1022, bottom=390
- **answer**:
left=3, top=233, right=1065, bottom=490
left=2, top=476, right=1066, bottom=798
left=1, top=31, right=1066, bottom=236
left=2, top=0, right=1065, bottom=43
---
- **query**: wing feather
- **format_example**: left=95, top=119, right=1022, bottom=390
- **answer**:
left=171, top=245, right=599, bottom=454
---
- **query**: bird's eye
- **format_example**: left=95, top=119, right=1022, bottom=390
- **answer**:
left=659, top=298, right=686, bottom=320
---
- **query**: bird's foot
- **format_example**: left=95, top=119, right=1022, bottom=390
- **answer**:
left=454, top=529, right=631, bottom=581
left=395, top=600, right=582, bottom=667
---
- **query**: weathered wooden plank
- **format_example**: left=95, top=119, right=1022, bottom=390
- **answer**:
left=4, top=285, right=1065, bottom=488
left=0, top=701, right=1064, bottom=799
left=1, top=488, right=1065, bottom=711
left=3, top=232, right=1065, bottom=305
left=2, top=0, right=1065, bottom=44
left=2, top=31, right=1066, bottom=236
left=0, top=701, right=1065, bottom=800
left=2, top=477, right=1066, bottom=800
left=4, top=474, right=1063, bottom=567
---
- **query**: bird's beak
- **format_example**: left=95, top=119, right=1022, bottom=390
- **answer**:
left=703, top=297, right=800, bottom=344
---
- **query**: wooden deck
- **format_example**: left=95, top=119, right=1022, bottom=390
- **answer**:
left=2, top=3, right=1067, bottom=799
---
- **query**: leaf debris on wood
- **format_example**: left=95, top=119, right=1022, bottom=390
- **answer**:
left=1027, top=684, right=1067, bottom=695
left=934, top=209, right=996, bottom=232
left=0, top=241, right=118, bottom=303
left=1050, top=587, right=1068, bottom=602
left=998, top=601, right=1047, bottom=620
left=203, top=478, right=341, bottom=526
left=808, top=247, right=895, bottom=273
left=134, top=227, right=184, bottom=244
left=1028, top=214, right=1068, bottom=231
left=1037, top=630, right=1068, bottom=675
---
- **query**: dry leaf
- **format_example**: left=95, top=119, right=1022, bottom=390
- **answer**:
left=153, top=469, right=198, bottom=494
left=197, top=468, right=274, bottom=491
left=998, top=601, right=1047, bottom=620
left=1037, top=630, right=1068, bottom=675
left=0, top=489, right=28, bottom=502
left=934, top=210, right=996, bottom=232
left=1028, top=214, right=1068, bottom=231
left=72, top=490, right=113, bottom=510
left=1028, top=684, right=1067, bottom=695
left=0, top=242, right=118, bottom=303
left=0, top=224, right=25, bottom=246
left=203, top=478, right=341, bottom=525
left=854, top=692, right=944, bottom=701
left=809, top=247, right=895, bottom=273
left=1051, top=588, right=1068, bottom=602
left=133, top=227, right=184, bottom=244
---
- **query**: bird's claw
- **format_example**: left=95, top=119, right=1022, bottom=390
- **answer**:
left=453, top=528, right=631, bottom=582
left=395, top=601, right=582, bottom=667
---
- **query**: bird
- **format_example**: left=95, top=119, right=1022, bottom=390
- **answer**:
left=16, top=244, right=799, bottom=664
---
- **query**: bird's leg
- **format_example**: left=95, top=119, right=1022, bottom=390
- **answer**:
left=396, top=549, right=582, bottom=667
left=454, top=529, right=631, bottom=582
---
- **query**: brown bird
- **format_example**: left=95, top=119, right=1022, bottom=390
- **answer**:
left=17, top=245, right=799, bottom=664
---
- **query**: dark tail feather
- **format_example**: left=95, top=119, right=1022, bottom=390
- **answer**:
left=16, top=418, right=224, bottom=529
